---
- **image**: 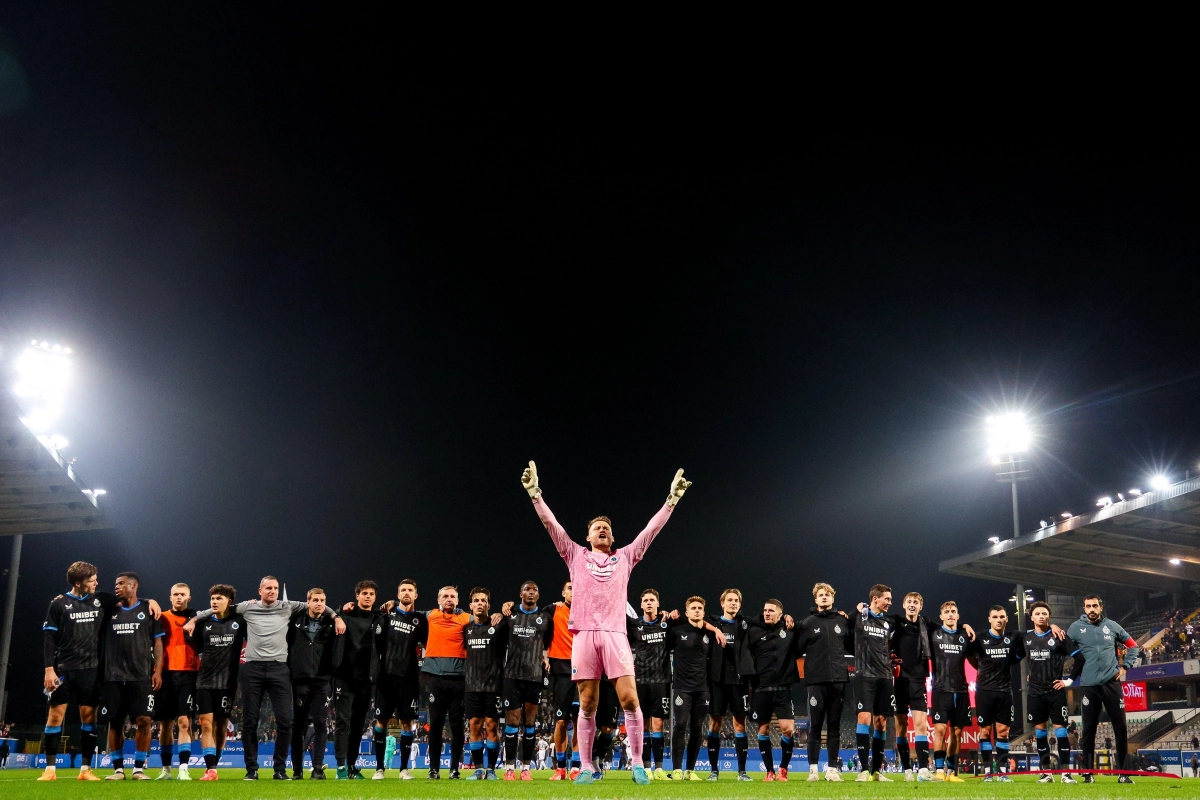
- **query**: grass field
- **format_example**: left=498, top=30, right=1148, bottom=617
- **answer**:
left=2, top=769, right=1197, bottom=799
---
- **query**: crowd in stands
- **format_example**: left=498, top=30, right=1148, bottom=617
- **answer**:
left=1143, top=608, right=1199, bottom=663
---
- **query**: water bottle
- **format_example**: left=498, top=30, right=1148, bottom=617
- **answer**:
left=44, top=676, right=63, bottom=698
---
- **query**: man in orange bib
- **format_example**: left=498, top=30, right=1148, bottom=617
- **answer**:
left=421, top=587, right=471, bottom=779
left=153, top=583, right=200, bottom=780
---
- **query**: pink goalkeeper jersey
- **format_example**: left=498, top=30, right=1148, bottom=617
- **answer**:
left=534, top=496, right=672, bottom=633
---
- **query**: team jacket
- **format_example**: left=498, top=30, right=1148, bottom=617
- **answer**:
left=796, top=608, right=853, bottom=684
left=706, top=613, right=756, bottom=684
left=287, top=610, right=338, bottom=680
left=333, top=606, right=377, bottom=682
left=744, top=615, right=802, bottom=688
left=1065, top=614, right=1138, bottom=686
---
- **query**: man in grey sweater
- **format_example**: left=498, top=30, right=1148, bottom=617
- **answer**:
left=185, top=576, right=344, bottom=779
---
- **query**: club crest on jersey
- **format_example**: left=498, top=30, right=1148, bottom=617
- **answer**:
left=536, top=617, right=543, bottom=625
left=138, top=612, right=146, bottom=620
left=779, top=629, right=786, bottom=638
left=488, top=627, right=495, bottom=634
left=94, top=599, right=101, bottom=606
left=231, top=622, right=239, bottom=629
left=376, top=624, right=382, bottom=634
left=676, top=696, right=683, bottom=706
left=835, top=625, right=842, bottom=634
left=610, top=555, right=618, bottom=563
left=702, top=635, right=709, bottom=644
left=1102, top=625, right=1111, bottom=635
left=1003, top=637, right=1010, bottom=644
left=741, top=620, right=748, bottom=629
left=810, top=696, right=818, bottom=707
left=1082, top=697, right=1089, bottom=706
left=958, top=636, right=964, bottom=643
left=660, top=621, right=667, bottom=629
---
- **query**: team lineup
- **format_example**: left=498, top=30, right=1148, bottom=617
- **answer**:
left=34, top=462, right=1142, bottom=785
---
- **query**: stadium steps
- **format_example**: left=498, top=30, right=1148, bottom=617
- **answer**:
left=1147, top=708, right=1200, bottom=749
left=1138, top=606, right=1200, bottom=653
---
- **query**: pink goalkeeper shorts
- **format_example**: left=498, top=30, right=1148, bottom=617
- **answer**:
left=570, top=630, right=635, bottom=681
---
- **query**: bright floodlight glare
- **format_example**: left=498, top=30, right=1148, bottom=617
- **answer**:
left=1129, top=488, right=1142, bottom=496
left=1096, top=497, right=1112, bottom=507
left=13, top=346, right=70, bottom=430
left=1170, top=558, right=1182, bottom=566
left=1039, top=519, right=1048, bottom=527
left=49, top=435, right=68, bottom=450
left=1061, top=512, right=1072, bottom=518
left=1151, top=475, right=1170, bottom=491
left=988, top=536, right=1000, bottom=544
left=985, top=412, right=1031, bottom=457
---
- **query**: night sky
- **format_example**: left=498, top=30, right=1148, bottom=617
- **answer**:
left=2, top=8, right=1197, bottom=722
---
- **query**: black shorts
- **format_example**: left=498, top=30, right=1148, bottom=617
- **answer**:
left=49, top=667, right=100, bottom=707
left=100, top=680, right=154, bottom=723
left=893, top=676, right=928, bottom=714
left=750, top=688, right=794, bottom=724
left=975, top=689, right=1014, bottom=727
left=1026, top=690, right=1069, bottom=727
left=637, top=682, right=670, bottom=719
left=154, top=671, right=198, bottom=720
left=710, top=682, right=749, bottom=720
left=930, top=690, right=971, bottom=728
left=551, top=672, right=578, bottom=722
left=195, top=687, right=236, bottom=717
left=425, top=674, right=465, bottom=717
left=374, top=673, right=420, bottom=723
left=596, top=679, right=620, bottom=728
left=502, top=678, right=542, bottom=711
left=852, top=676, right=896, bottom=717
left=465, top=691, right=502, bottom=720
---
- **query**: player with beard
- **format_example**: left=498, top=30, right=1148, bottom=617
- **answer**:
left=1023, top=601, right=1077, bottom=784
left=192, top=585, right=244, bottom=781
left=463, top=588, right=507, bottom=780
left=797, top=583, right=852, bottom=782
left=152, top=583, right=199, bottom=781
left=745, top=599, right=801, bottom=782
left=499, top=581, right=554, bottom=780
left=39, top=562, right=160, bottom=782
left=706, top=588, right=755, bottom=781
left=100, top=573, right=165, bottom=781
left=974, top=605, right=1022, bottom=782
left=369, top=579, right=428, bottom=780
left=627, top=589, right=672, bottom=778
left=522, top=460, right=691, bottom=785
left=421, top=586, right=472, bottom=779
left=846, top=584, right=896, bottom=782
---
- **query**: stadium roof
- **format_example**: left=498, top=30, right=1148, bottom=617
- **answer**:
left=940, top=475, right=1200, bottom=598
left=0, top=394, right=112, bottom=537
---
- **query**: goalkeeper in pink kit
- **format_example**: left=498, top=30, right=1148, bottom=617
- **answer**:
left=521, top=461, right=691, bottom=785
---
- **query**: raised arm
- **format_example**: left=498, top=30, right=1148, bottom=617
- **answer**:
left=625, top=468, right=691, bottom=566
left=523, top=461, right=575, bottom=561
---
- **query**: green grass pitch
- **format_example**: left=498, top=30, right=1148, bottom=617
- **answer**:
left=2, top=769, right=1197, bottom=799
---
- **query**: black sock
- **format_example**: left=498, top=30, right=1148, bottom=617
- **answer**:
left=161, top=742, right=173, bottom=769
left=897, top=737, right=910, bottom=770
left=757, top=735, right=773, bottom=773
left=654, top=733, right=666, bottom=769
left=915, top=736, right=929, bottom=770
left=205, top=752, right=218, bottom=769
left=997, top=736, right=1009, bottom=773
left=428, top=727, right=443, bottom=771
left=80, top=726, right=97, bottom=767
left=523, top=727, right=536, bottom=769
left=373, top=728, right=387, bottom=770
left=780, top=735, right=793, bottom=770
left=399, top=732, right=413, bottom=770
left=1056, top=733, right=1071, bottom=771
left=44, top=727, right=62, bottom=765
left=179, top=746, right=190, bottom=769
left=486, top=740, right=500, bottom=769
left=856, top=729, right=870, bottom=772
left=707, top=733, right=721, bottom=772
left=735, top=733, right=748, bottom=772
left=111, top=749, right=124, bottom=772
left=503, top=725, right=518, bottom=768
left=672, top=729, right=685, bottom=772
left=871, top=732, right=884, bottom=774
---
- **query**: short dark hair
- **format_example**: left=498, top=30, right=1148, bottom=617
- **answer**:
left=1027, top=601, right=1052, bottom=616
left=355, top=580, right=378, bottom=595
left=116, top=571, right=139, bottom=584
left=67, top=561, right=97, bottom=586
left=641, top=589, right=660, bottom=602
left=210, top=584, right=236, bottom=602
left=398, top=578, right=417, bottom=591
left=765, top=598, right=784, bottom=612
left=521, top=580, right=538, bottom=591
left=470, top=587, right=490, bottom=600
left=869, top=584, right=891, bottom=601
left=989, top=605, right=1007, bottom=614
left=1083, top=594, right=1104, bottom=607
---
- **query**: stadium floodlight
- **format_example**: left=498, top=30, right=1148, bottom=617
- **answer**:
left=49, top=434, right=68, bottom=450
left=1061, top=511, right=1072, bottom=518
left=1039, top=519, right=1048, bottom=528
left=1128, top=488, right=1142, bottom=496
left=1170, top=558, right=1183, bottom=566
left=988, top=536, right=1001, bottom=544
left=986, top=412, right=1031, bottom=456
left=12, top=344, right=71, bottom=430
left=1151, top=475, right=1170, bottom=491
left=1096, top=497, right=1112, bottom=507
left=1117, top=493, right=1125, bottom=501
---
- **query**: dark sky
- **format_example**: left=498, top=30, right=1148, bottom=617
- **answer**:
left=2, top=8, right=1197, bottom=721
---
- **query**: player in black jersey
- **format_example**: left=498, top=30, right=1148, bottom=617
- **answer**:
left=287, top=588, right=338, bottom=780
left=39, top=561, right=160, bottom=781
left=797, top=582, right=852, bottom=783
left=667, top=597, right=720, bottom=781
left=499, top=581, right=553, bottom=780
left=463, top=587, right=507, bottom=780
left=745, top=599, right=801, bottom=782
left=333, top=580, right=379, bottom=779
left=192, top=584, right=244, bottom=781
left=371, top=578, right=428, bottom=780
left=928, top=600, right=976, bottom=782
left=1023, top=601, right=1077, bottom=784
left=100, top=572, right=166, bottom=780
left=974, top=605, right=1022, bottom=782
left=846, top=584, right=896, bottom=782
left=706, top=588, right=756, bottom=781
left=628, top=589, right=672, bottom=778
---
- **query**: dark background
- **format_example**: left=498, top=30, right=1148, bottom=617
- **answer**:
left=1, top=8, right=1197, bottom=722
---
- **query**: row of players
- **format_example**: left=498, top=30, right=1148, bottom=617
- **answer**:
left=37, top=559, right=1139, bottom=784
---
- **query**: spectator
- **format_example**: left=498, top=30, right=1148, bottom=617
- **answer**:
left=0, top=738, right=10, bottom=768
left=1192, top=735, right=1198, bottom=750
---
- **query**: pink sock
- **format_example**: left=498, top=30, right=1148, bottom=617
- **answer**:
left=625, top=705, right=644, bottom=767
left=577, top=711, right=596, bottom=772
